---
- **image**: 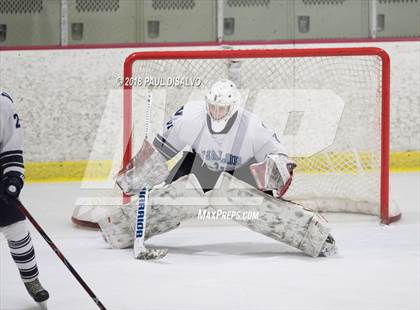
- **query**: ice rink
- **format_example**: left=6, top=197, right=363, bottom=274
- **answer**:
left=1, top=172, right=419, bottom=310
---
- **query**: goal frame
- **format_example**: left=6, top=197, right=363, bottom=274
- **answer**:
left=122, top=47, right=399, bottom=224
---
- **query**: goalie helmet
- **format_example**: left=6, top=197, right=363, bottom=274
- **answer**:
left=205, top=79, right=241, bottom=133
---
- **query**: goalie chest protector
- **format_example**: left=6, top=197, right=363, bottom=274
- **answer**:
left=160, top=100, right=286, bottom=172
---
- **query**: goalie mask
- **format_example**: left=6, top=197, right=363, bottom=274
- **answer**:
left=205, top=79, right=241, bottom=133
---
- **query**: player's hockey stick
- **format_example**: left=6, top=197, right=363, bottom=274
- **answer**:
left=133, top=92, right=168, bottom=260
left=133, top=187, right=168, bottom=259
left=16, top=200, right=108, bottom=310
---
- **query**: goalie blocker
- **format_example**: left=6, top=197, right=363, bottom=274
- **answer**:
left=249, top=154, right=296, bottom=198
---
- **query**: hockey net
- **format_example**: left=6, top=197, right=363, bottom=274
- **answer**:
left=72, top=47, right=401, bottom=227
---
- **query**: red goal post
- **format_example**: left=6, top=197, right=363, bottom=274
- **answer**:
left=122, top=47, right=400, bottom=224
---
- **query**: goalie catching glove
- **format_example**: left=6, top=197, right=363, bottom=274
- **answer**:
left=250, top=154, right=296, bottom=198
left=116, top=139, right=169, bottom=196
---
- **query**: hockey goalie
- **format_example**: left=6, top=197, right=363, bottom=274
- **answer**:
left=99, top=79, right=337, bottom=258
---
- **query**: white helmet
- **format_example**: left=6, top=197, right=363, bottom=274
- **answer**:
left=205, top=79, right=241, bottom=133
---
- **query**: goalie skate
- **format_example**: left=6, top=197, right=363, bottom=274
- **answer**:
left=319, top=235, right=337, bottom=257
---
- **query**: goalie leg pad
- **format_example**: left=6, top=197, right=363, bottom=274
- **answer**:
left=238, top=202, right=330, bottom=257
left=98, top=201, right=183, bottom=249
left=99, top=174, right=205, bottom=248
left=144, top=174, right=205, bottom=239
left=98, top=205, right=133, bottom=249
left=298, top=213, right=331, bottom=257
left=213, top=172, right=333, bottom=257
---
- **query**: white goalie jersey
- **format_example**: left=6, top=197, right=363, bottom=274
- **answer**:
left=153, top=100, right=287, bottom=171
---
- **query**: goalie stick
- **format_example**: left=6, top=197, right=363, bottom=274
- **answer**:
left=133, top=92, right=168, bottom=260
left=17, top=199, right=107, bottom=310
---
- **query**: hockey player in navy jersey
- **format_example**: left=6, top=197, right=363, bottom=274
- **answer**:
left=100, top=80, right=337, bottom=258
left=0, top=92, right=49, bottom=306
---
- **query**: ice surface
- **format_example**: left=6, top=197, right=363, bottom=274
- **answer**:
left=1, top=173, right=419, bottom=310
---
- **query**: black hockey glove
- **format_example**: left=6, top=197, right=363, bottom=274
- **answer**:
left=1, top=171, right=24, bottom=200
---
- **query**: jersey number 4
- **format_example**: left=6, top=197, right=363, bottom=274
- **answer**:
left=166, top=106, right=184, bottom=130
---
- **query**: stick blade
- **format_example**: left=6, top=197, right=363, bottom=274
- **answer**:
left=134, top=248, right=168, bottom=260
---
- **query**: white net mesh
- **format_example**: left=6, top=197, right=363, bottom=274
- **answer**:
left=126, top=48, right=398, bottom=221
